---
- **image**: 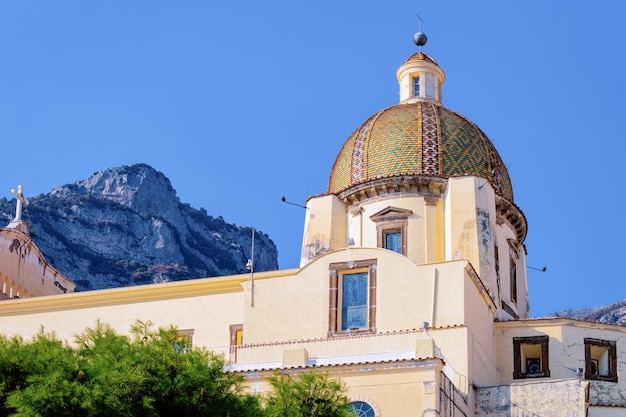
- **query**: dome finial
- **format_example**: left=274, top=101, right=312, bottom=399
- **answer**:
left=413, top=13, right=428, bottom=50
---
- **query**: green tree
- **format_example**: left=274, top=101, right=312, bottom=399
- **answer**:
left=0, top=322, right=352, bottom=417
left=264, top=371, right=352, bottom=417
left=1, top=320, right=263, bottom=417
left=0, top=327, right=84, bottom=417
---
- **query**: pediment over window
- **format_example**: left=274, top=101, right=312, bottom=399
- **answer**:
left=369, top=206, right=413, bottom=223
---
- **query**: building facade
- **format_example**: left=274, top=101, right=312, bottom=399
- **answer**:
left=0, top=185, right=75, bottom=301
left=0, top=34, right=624, bottom=416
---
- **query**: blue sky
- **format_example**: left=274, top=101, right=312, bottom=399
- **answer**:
left=1, top=1, right=624, bottom=317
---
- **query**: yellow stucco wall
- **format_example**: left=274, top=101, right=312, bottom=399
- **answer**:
left=243, top=248, right=493, bottom=344
left=0, top=272, right=269, bottom=352
left=301, top=194, right=346, bottom=266
left=245, top=362, right=444, bottom=417
left=0, top=245, right=502, bottom=393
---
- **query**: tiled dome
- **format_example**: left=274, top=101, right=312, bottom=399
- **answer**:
left=327, top=101, right=514, bottom=202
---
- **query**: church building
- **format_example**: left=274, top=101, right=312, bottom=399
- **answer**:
left=0, top=32, right=624, bottom=416
left=0, top=185, right=75, bottom=301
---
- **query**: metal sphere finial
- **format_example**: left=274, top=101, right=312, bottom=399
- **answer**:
left=413, top=32, right=428, bottom=47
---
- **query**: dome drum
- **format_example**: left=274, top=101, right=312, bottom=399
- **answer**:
left=335, top=173, right=527, bottom=243
left=337, top=175, right=446, bottom=206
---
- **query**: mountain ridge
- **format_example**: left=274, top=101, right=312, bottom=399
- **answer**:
left=0, top=163, right=278, bottom=291
left=552, top=298, right=626, bottom=326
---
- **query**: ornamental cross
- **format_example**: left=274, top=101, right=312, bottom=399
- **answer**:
left=10, top=185, right=29, bottom=221
left=417, top=13, right=424, bottom=31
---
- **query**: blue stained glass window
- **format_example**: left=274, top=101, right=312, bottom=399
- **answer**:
left=350, top=401, right=375, bottom=417
left=341, top=272, right=368, bottom=331
left=384, top=230, right=402, bottom=254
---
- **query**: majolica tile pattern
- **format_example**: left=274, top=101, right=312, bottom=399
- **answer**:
left=327, top=102, right=514, bottom=202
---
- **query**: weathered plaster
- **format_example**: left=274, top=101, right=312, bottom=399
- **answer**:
left=301, top=238, right=330, bottom=264
left=475, top=379, right=589, bottom=417
left=590, top=381, right=626, bottom=407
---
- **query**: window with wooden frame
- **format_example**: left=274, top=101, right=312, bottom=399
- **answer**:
left=585, top=338, right=617, bottom=382
left=328, top=259, right=377, bottom=337
left=513, top=335, right=550, bottom=379
left=369, top=207, right=412, bottom=256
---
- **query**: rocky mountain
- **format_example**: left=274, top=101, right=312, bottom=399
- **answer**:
left=553, top=299, right=626, bottom=326
left=0, top=164, right=278, bottom=291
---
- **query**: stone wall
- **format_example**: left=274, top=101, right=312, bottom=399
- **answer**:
left=590, top=381, right=626, bottom=407
left=475, top=379, right=588, bottom=417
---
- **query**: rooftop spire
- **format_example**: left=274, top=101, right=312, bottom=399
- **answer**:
left=413, top=14, right=428, bottom=50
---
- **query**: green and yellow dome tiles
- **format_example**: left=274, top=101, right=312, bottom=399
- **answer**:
left=327, top=101, right=514, bottom=202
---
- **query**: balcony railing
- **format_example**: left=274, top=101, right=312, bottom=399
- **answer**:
left=216, top=329, right=427, bottom=372
left=213, top=329, right=468, bottom=394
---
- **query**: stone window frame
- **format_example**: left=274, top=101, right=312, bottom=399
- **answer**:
left=584, top=338, right=617, bottom=382
left=328, top=259, right=377, bottom=337
left=513, top=335, right=550, bottom=379
left=370, top=207, right=412, bottom=256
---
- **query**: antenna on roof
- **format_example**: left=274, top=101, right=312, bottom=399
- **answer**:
left=413, top=14, right=428, bottom=50
left=281, top=195, right=307, bottom=209
left=246, top=227, right=255, bottom=307
left=527, top=265, right=547, bottom=272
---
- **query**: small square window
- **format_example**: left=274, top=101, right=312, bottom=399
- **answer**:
left=585, top=338, right=617, bottom=382
left=513, top=335, right=550, bottom=379
left=328, top=259, right=377, bottom=336
left=383, top=230, right=402, bottom=254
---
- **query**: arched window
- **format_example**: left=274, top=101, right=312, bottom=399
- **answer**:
left=349, top=401, right=375, bottom=417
